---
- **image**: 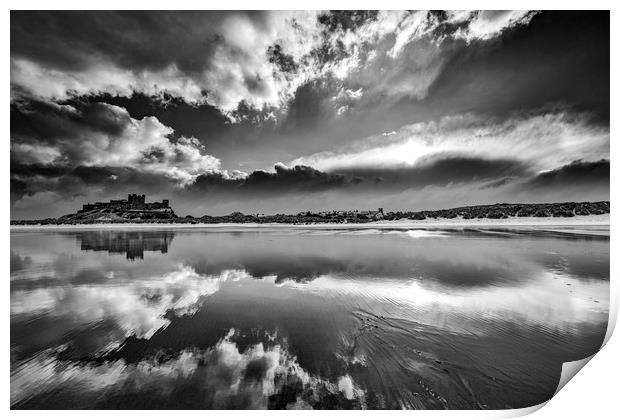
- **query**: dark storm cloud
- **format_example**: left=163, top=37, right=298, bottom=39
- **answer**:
left=10, top=163, right=85, bottom=205
left=283, top=78, right=343, bottom=131
left=10, top=11, right=225, bottom=74
left=10, top=179, right=29, bottom=207
left=62, top=93, right=258, bottom=168
left=10, top=162, right=76, bottom=204
left=10, top=10, right=545, bottom=120
left=524, top=159, right=610, bottom=189
left=10, top=93, right=218, bottom=213
left=188, top=155, right=531, bottom=198
left=11, top=95, right=222, bottom=191
left=191, top=164, right=358, bottom=197
left=336, top=156, right=532, bottom=188
left=11, top=162, right=182, bottom=206
left=479, top=177, right=516, bottom=190
left=11, top=152, right=606, bottom=216
left=11, top=11, right=609, bottom=171
left=73, top=93, right=230, bottom=135
left=244, top=165, right=355, bottom=190
left=13, top=161, right=354, bottom=210
left=277, top=11, right=610, bottom=160
left=424, top=11, right=610, bottom=121
left=11, top=99, right=131, bottom=144
left=11, top=10, right=322, bottom=114
left=291, top=12, right=603, bottom=166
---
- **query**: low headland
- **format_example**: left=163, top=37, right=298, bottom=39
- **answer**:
left=10, top=194, right=610, bottom=226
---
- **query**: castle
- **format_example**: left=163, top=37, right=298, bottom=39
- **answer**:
left=79, top=194, right=171, bottom=213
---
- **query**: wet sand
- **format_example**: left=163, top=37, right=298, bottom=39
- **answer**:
left=10, top=226, right=609, bottom=409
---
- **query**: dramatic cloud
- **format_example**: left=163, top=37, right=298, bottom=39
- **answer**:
left=11, top=100, right=220, bottom=183
left=11, top=11, right=316, bottom=115
left=10, top=109, right=610, bottom=217
left=187, top=154, right=531, bottom=200
left=10, top=265, right=240, bottom=339
left=10, top=98, right=229, bottom=209
left=191, top=163, right=353, bottom=195
left=11, top=329, right=365, bottom=409
left=291, top=112, right=609, bottom=173
left=335, top=156, right=531, bottom=187
left=9, top=11, right=610, bottom=218
left=11, top=11, right=537, bottom=117
left=452, top=11, right=537, bottom=42
left=525, top=159, right=610, bottom=189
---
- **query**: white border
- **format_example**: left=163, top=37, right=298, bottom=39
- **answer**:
left=3, top=2, right=617, bottom=419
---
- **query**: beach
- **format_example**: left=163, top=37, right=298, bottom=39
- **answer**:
left=10, top=220, right=609, bottom=408
left=10, top=213, right=610, bottom=234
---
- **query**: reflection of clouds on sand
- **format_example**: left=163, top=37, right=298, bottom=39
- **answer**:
left=336, top=229, right=448, bottom=239
left=10, top=228, right=610, bottom=409
left=401, top=230, right=447, bottom=239
left=281, top=271, right=608, bottom=334
left=11, top=265, right=247, bottom=339
left=11, top=329, right=364, bottom=409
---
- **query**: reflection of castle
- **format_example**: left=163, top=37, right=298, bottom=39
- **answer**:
left=78, top=231, right=174, bottom=260
left=79, top=194, right=171, bottom=213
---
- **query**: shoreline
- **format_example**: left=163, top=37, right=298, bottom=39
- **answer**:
left=9, top=214, right=610, bottom=232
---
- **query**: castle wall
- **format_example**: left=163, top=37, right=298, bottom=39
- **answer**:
left=80, top=194, right=171, bottom=213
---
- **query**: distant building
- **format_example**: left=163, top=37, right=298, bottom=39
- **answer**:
left=79, top=194, right=172, bottom=213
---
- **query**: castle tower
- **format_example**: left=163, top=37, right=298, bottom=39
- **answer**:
left=128, top=194, right=146, bottom=209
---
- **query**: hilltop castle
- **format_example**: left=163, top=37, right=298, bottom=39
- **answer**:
left=79, top=194, right=172, bottom=213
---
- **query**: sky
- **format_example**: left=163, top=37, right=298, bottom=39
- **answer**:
left=10, top=10, right=609, bottom=218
